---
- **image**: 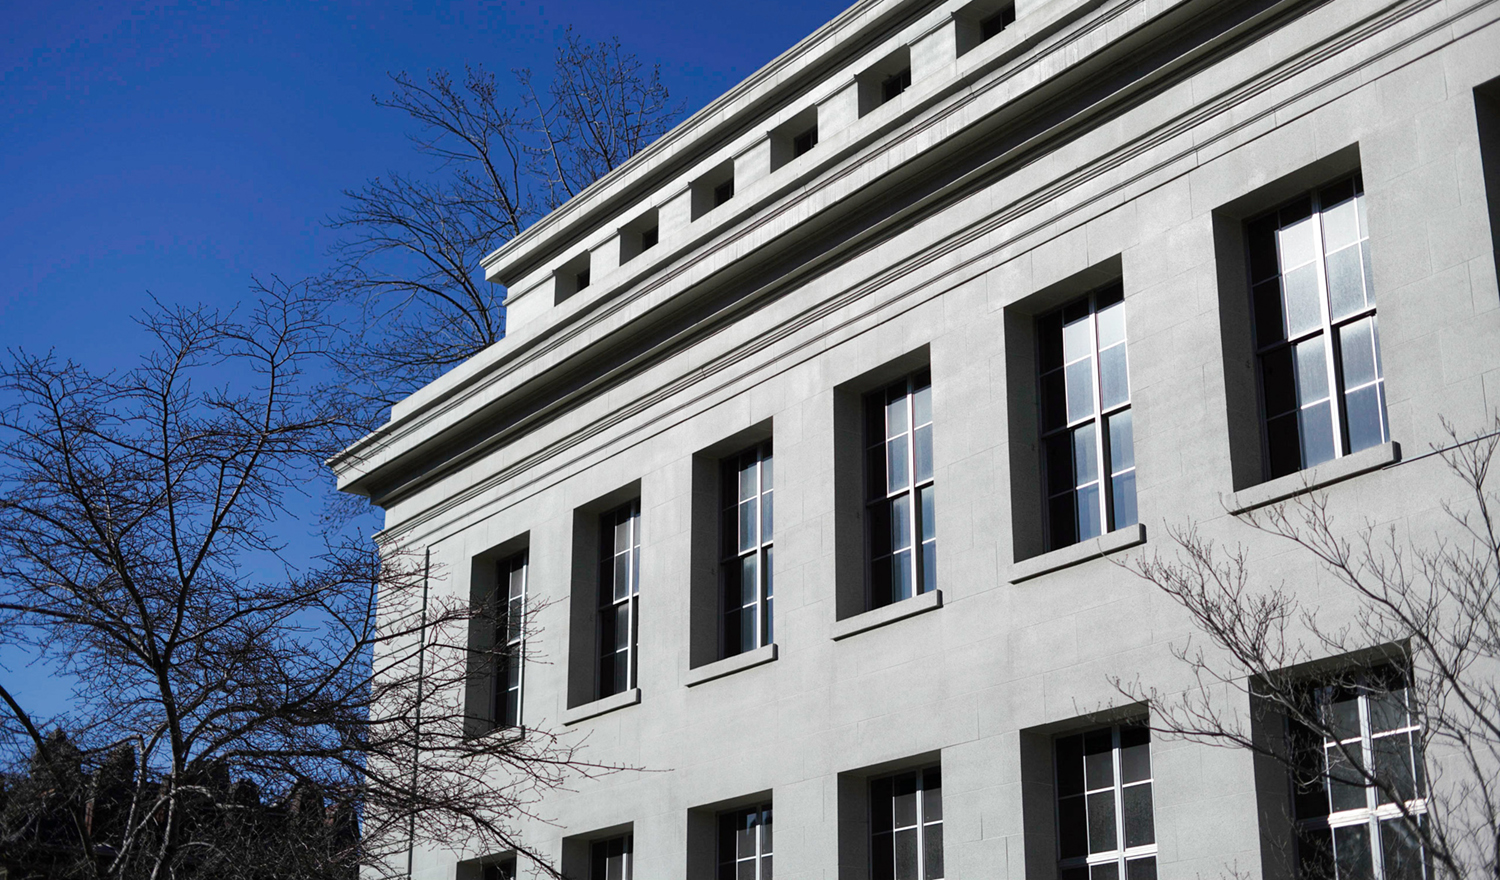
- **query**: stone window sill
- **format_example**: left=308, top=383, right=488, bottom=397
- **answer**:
left=561, top=687, right=640, bottom=726
left=830, top=589, right=942, bottom=641
left=685, top=643, right=778, bottom=687
left=1229, top=441, right=1400, bottom=514
left=1009, top=523, right=1147, bottom=584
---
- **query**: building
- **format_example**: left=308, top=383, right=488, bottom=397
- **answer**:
left=329, top=0, right=1500, bottom=877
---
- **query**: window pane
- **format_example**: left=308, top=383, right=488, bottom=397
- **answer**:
left=1368, top=687, right=1411, bottom=734
left=1090, top=862, right=1120, bottom=880
left=1084, top=728, right=1114, bottom=788
left=762, top=489, right=774, bottom=542
left=923, top=823, right=944, bottom=880
left=1380, top=817, right=1424, bottom=880
left=739, top=499, right=758, bottom=552
left=1122, top=783, right=1154, bottom=847
left=1057, top=796, right=1088, bottom=859
left=919, top=486, right=937, bottom=543
left=891, top=551, right=914, bottom=604
left=1322, top=194, right=1360, bottom=252
left=1039, top=313, right=1065, bottom=369
left=1066, top=359, right=1095, bottom=423
left=873, top=834, right=895, bottom=880
left=894, top=772, right=918, bottom=827
left=1333, top=822, right=1373, bottom=880
left=1298, top=827, right=1335, bottom=880
left=923, top=767, right=943, bottom=820
left=1056, top=735, right=1085, bottom=796
left=1086, top=790, right=1117, bottom=854
left=921, top=541, right=937, bottom=596
left=1074, top=423, right=1099, bottom=486
left=894, top=828, right=918, bottom=880
left=1295, top=336, right=1330, bottom=407
left=1099, top=344, right=1129, bottom=410
left=887, top=392, right=909, bottom=437
left=1279, top=216, right=1318, bottom=271
left=1344, top=384, right=1386, bottom=455
left=892, top=495, right=913, bottom=551
left=871, top=500, right=893, bottom=557
left=1267, top=411, right=1301, bottom=479
left=1063, top=312, right=1092, bottom=362
left=871, top=778, right=894, bottom=833
left=1254, top=278, right=1286, bottom=345
left=1361, top=241, right=1375, bottom=304
left=914, top=424, right=934, bottom=484
left=1299, top=399, right=1336, bottom=469
left=1111, top=471, right=1137, bottom=532
left=1049, top=492, right=1077, bottom=549
left=1328, top=688, right=1362, bottom=740
left=914, top=381, right=932, bottom=426
left=1119, top=725, right=1150, bottom=783
left=1076, top=483, right=1102, bottom=542
left=1108, top=411, right=1135, bottom=472
left=1248, top=215, right=1281, bottom=282
left=1327, top=245, right=1365, bottom=320
left=887, top=435, right=910, bottom=493
left=1097, top=300, right=1126, bottom=348
left=1327, top=743, right=1368, bottom=812
left=1372, top=733, right=1417, bottom=804
left=1126, top=857, right=1157, bottom=880
left=1261, top=346, right=1297, bottom=417
left=1042, top=371, right=1068, bottom=432
left=1283, top=262, right=1322, bottom=338
left=1339, top=318, right=1379, bottom=389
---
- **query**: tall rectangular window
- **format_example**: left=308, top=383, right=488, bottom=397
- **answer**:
left=1248, top=174, right=1387, bottom=479
left=1038, top=283, right=1136, bottom=550
left=1291, top=668, right=1427, bottom=880
left=866, top=370, right=936, bottom=608
left=718, top=803, right=772, bottom=880
left=590, top=834, right=632, bottom=880
left=722, top=443, right=773, bottom=657
left=494, top=551, right=527, bottom=729
left=871, top=766, right=943, bottom=880
left=1055, top=723, right=1156, bottom=880
left=597, top=501, right=641, bottom=698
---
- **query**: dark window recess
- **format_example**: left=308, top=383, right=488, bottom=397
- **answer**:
left=714, top=178, right=735, bottom=208
left=792, top=127, right=818, bottom=158
left=721, top=442, right=774, bottom=658
left=865, top=370, right=937, bottom=609
left=590, top=835, right=632, bottom=880
left=881, top=67, right=912, bottom=104
left=980, top=3, right=1016, bottom=41
left=870, top=766, right=944, bottom=880
left=718, top=804, right=773, bottom=880
left=640, top=225, right=658, bottom=251
left=596, top=501, right=641, bottom=699
left=492, top=551, right=527, bottom=730
left=576, top=269, right=591, bottom=291
left=1055, top=723, right=1156, bottom=880
left=1247, top=174, right=1385, bottom=480
left=482, top=860, right=516, bottom=880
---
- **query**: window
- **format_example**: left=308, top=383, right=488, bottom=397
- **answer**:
left=1290, top=668, right=1427, bottom=880
left=1038, top=283, right=1135, bottom=550
left=640, top=225, right=658, bottom=251
left=591, top=834, right=632, bottom=880
left=718, top=804, right=772, bottom=880
left=881, top=67, right=912, bottom=104
left=494, top=551, right=527, bottom=729
left=722, top=442, right=773, bottom=657
left=792, top=126, right=818, bottom=158
left=1055, top=723, right=1156, bottom=880
left=1248, top=175, right=1387, bottom=479
left=482, top=859, right=516, bottom=880
left=576, top=268, right=591, bottom=291
left=871, top=766, right=943, bottom=880
left=980, top=2, right=1016, bottom=40
left=597, top=501, right=641, bottom=698
left=714, top=178, right=735, bottom=208
left=866, top=370, right=936, bottom=608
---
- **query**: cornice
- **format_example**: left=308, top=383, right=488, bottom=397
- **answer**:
left=361, top=0, right=1490, bottom=549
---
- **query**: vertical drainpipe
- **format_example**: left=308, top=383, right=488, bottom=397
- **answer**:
left=407, top=548, right=431, bottom=879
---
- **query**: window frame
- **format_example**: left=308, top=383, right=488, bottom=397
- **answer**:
left=596, top=500, right=641, bottom=699
left=717, top=802, right=773, bottom=880
left=1053, top=722, right=1158, bottom=880
left=870, top=765, right=943, bottom=880
left=1247, top=173, right=1387, bottom=480
left=1289, top=669, right=1429, bottom=880
left=493, top=550, right=528, bottom=730
left=864, top=369, right=937, bottom=610
left=1037, top=282, right=1136, bottom=551
left=720, top=442, right=774, bottom=658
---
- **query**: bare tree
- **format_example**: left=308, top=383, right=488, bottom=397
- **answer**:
left=1122, top=420, right=1500, bottom=880
left=0, top=282, right=612, bottom=879
left=325, top=30, right=682, bottom=412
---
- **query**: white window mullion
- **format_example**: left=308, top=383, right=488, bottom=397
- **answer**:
left=1310, top=192, right=1346, bottom=457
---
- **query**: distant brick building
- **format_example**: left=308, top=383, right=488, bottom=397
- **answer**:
left=332, top=0, right=1500, bottom=878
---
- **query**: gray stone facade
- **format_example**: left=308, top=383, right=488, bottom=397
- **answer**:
left=331, top=0, right=1500, bottom=877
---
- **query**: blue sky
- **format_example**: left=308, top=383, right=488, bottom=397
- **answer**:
left=0, top=0, right=849, bottom=721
